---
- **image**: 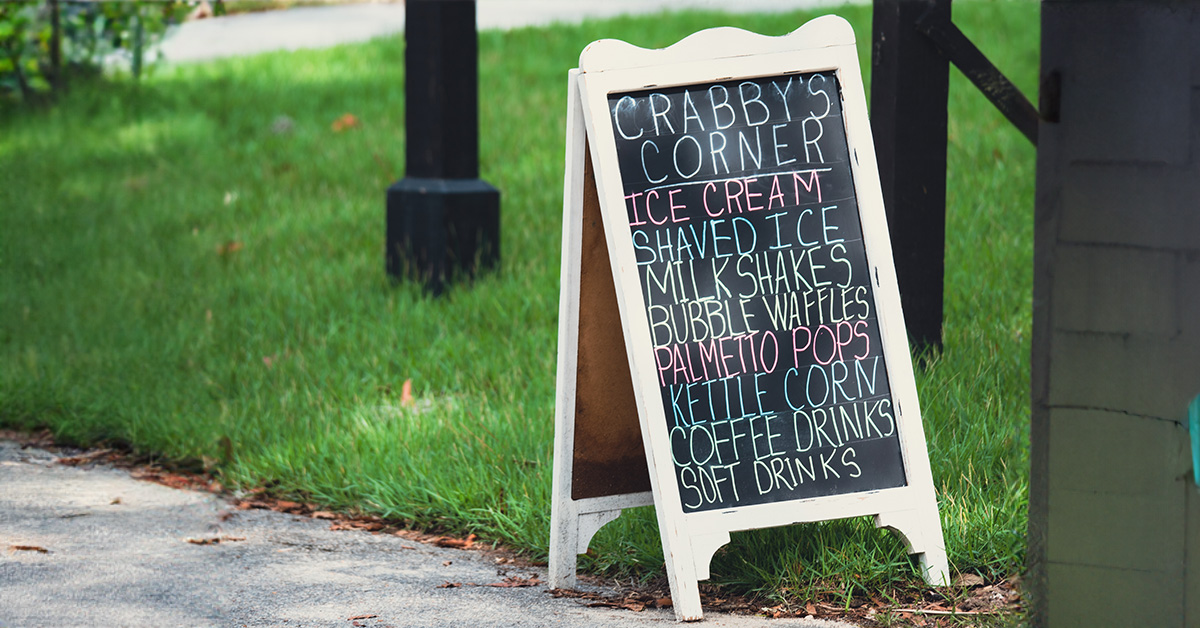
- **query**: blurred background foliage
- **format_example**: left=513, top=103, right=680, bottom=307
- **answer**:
left=0, top=1, right=194, bottom=103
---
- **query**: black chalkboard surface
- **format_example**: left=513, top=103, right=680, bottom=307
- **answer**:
left=606, top=72, right=907, bottom=513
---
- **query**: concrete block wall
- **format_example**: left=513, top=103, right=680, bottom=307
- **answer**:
left=1030, top=2, right=1200, bottom=626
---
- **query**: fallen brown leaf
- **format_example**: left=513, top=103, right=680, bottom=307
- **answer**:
left=955, top=572, right=986, bottom=588
left=186, top=535, right=244, bottom=545
left=311, top=511, right=338, bottom=520
left=433, top=533, right=476, bottom=549
left=164, top=475, right=190, bottom=489
left=331, top=113, right=360, bottom=132
left=761, top=604, right=785, bottom=618
left=57, top=449, right=116, bottom=466
left=347, top=614, right=377, bottom=621
left=437, top=582, right=461, bottom=589
left=10, top=545, right=49, bottom=553
left=400, top=379, right=415, bottom=407
left=216, top=240, right=243, bottom=256
left=164, top=474, right=197, bottom=489
left=331, top=520, right=386, bottom=532
left=484, top=575, right=541, bottom=588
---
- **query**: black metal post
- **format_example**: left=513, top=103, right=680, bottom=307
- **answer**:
left=871, top=0, right=951, bottom=351
left=386, top=0, right=500, bottom=295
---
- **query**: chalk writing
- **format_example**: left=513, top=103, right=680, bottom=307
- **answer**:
left=608, top=72, right=907, bottom=512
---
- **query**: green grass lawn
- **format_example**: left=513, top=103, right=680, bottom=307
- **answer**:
left=0, top=0, right=1037, bottom=611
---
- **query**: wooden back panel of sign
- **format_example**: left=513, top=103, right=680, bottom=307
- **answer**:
left=569, top=142, right=653, bottom=501
left=551, top=17, right=947, bottom=621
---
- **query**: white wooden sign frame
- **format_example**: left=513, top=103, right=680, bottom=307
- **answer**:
left=550, top=16, right=947, bottom=621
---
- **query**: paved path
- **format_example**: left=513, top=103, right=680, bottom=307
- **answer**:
left=0, top=440, right=856, bottom=627
left=158, top=0, right=851, bottom=62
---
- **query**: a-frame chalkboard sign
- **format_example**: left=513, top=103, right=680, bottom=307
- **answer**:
left=549, top=16, right=948, bottom=621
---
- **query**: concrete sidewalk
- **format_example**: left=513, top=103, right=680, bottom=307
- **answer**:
left=0, top=440, right=857, bottom=627
left=157, top=0, right=851, bottom=63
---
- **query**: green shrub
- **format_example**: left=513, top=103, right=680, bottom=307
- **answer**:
left=0, top=1, right=181, bottom=103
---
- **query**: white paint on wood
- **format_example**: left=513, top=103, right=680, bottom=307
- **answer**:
left=691, top=532, right=732, bottom=581
left=548, top=69, right=592, bottom=591
left=578, top=16, right=853, bottom=72
left=875, top=509, right=949, bottom=586
left=576, top=491, right=654, bottom=514
left=577, top=510, right=625, bottom=554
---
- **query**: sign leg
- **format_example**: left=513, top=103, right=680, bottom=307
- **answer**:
left=550, top=68, right=652, bottom=591
left=550, top=68, right=587, bottom=591
left=663, top=529, right=705, bottom=621
left=548, top=500, right=579, bottom=588
left=874, top=504, right=949, bottom=587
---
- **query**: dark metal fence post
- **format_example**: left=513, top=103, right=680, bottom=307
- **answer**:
left=871, top=0, right=951, bottom=351
left=386, top=0, right=500, bottom=295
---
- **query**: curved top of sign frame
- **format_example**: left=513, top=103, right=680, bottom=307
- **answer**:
left=580, top=16, right=855, bottom=73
